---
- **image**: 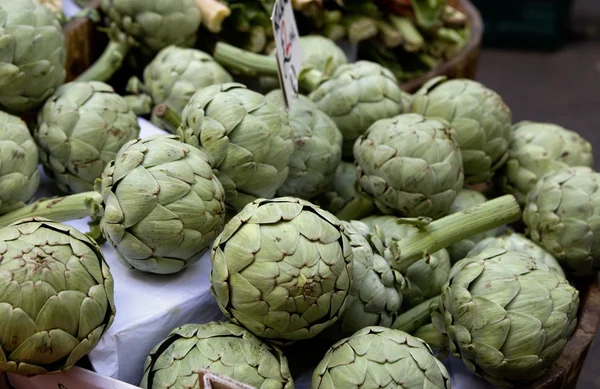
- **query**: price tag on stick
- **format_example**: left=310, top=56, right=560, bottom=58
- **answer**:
left=271, top=0, right=304, bottom=109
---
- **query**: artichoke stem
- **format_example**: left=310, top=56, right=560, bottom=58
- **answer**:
left=414, top=323, right=448, bottom=350
left=75, top=37, right=131, bottom=83
left=391, top=296, right=439, bottom=333
left=436, top=27, right=466, bottom=45
left=391, top=195, right=521, bottom=272
left=377, top=20, right=403, bottom=48
left=124, top=94, right=153, bottom=116
left=292, top=0, right=321, bottom=10
left=335, top=194, right=376, bottom=221
left=194, top=0, right=231, bottom=33
left=212, top=42, right=279, bottom=77
left=342, top=16, right=379, bottom=44
left=389, top=15, right=425, bottom=52
left=0, top=192, right=102, bottom=228
left=154, top=104, right=182, bottom=130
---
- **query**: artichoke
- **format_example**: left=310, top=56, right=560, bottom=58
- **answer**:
left=0, top=134, right=227, bottom=275
left=0, top=0, right=66, bottom=113
left=445, top=189, right=503, bottom=263
left=435, top=248, right=579, bottom=387
left=354, top=113, right=464, bottom=219
left=502, top=121, right=594, bottom=205
left=35, top=81, right=140, bottom=194
left=360, top=215, right=451, bottom=309
left=312, top=326, right=451, bottom=389
left=210, top=197, right=354, bottom=344
left=177, top=83, right=294, bottom=211
left=0, top=217, right=116, bottom=376
left=140, top=321, right=294, bottom=389
left=127, top=46, right=233, bottom=133
left=468, top=232, right=565, bottom=278
left=266, top=90, right=343, bottom=200
left=0, top=111, right=39, bottom=215
left=310, top=61, right=411, bottom=156
left=410, top=77, right=512, bottom=184
left=523, top=166, right=600, bottom=276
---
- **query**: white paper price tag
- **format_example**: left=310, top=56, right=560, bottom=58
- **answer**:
left=271, top=0, right=304, bottom=109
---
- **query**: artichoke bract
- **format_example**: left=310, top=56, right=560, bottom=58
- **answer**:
left=445, top=189, right=503, bottom=263
left=35, top=81, right=140, bottom=194
left=128, top=46, right=233, bottom=133
left=0, top=0, right=66, bottom=113
left=360, top=215, right=451, bottom=309
left=468, top=232, right=565, bottom=278
left=177, top=83, right=294, bottom=211
left=436, top=248, right=579, bottom=387
left=98, top=135, right=226, bottom=274
left=523, top=166, right=600, bottom=276
left=0, top=218, right=116, bottom=376
left=354, top=113, right=464, bottom=219
left=266, top=90, right=343, bottom=200
left=410, top=77, right=512, bottom=184
left=310, top=61, right=410, bottom=156
left=0, top=111, right=39, bottom=215
left=210, top=197, right=354, bottom=344
left=312, top=326, right=451, bottom=389
left=140, top=321, right=294, bottom=389
left=502, top=121, right=594, bottom=205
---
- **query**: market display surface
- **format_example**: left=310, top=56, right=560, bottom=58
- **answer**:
left=0, top=1, right=598, bottom=389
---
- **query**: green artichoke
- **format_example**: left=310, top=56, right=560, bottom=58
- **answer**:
left=310, top=61, right=411, bottom=156
left=410, top=77, right=512, bottom=184
left=100, top=0, right=202, bottom=54
left=435, top=248, right=579, bottom=387
left=445, top=189, right=503, bottom=263
left=0, top=217, right=116, bottom=376
left=0, top=0, right=66, bottom=113
left=177, top=83, right=294, bottom=211
left=312, top=326, right=451, bottom=389
left=98, top=135, right=226, bottom=274
left=210, top=197, right=354, bottom=344
left=323, top=220, right=404, bottom=338
left=354, top=113, right=464, bottom=219
left=360, top=215, right=451, bottom=309
left=35, top=81, right=140, bottom=194
left=266, top=90, right=343, bottom=200
left=140, top=321, right=294, bottom=389
left=502, top=121, right=594, bottom=205
left=0, top=111, right=39, bottom=215
left=523, top=166, right=600, bottom=276
left=127, top=46, right=233, bottom=133
left=468, top=232, right=565, bottom=279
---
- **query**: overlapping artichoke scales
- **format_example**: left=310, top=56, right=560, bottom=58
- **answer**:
left=35, top=81, right=140, bottom=194
left=309, top=61, right=410, bottom=156
left=0, top=0, right=66, bottom=113
left=503, top=121, right=594, bottom=205
left=360, top=215, right=451, bottom=309
left=312, top=326, right=451, bottom=389
left=410, top=78, right=512, bottom=184
left=523, top=166, right=600, bottom=276
left=143, top=46, right=233, bottom=133
left=0, top=111, right=40, bottom=215
left=438, top=248, right=579, bottom=387
left=177, top=83, right=294, bottom=211
left=99, top=134, right=226, bottom=275
left=140, top=321, right=294, bottom=389
left=354, top=113, right=464, bottom=219
left=210, top=197, right=353, bottom=344
left=266, top=90, right=343, bottom=200
left=0, top=218, right=115, bottom=376
left=100, top=0, right=202, bottom=53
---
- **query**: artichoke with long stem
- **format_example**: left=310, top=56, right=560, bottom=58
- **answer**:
left=0, top=135, right=227, bottom=275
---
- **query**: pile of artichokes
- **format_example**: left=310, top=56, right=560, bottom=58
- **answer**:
left=0, top=1, right=597, bottom=389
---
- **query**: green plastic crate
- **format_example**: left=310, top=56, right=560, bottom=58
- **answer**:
left=471, top=0, right=574, bottom=50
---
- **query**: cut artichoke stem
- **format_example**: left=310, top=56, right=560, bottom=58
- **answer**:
left=391, top=195, right=521, bottom=272
left=391, top=295, right=439, bottom=333
left=75, top=31, right=132, bottom=83
left=212, top=42, right=279, bottom=77
left=413, top=323, right=448, bottom=350
left=0, top=192, right=102, bottom=228
left=124, top=94, right=153, bottom=116
left=195, top=0, right=231, bottom=33
left=154, top=104, right=182, bottom=129
left=389, top=15, right=425, bottom=52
